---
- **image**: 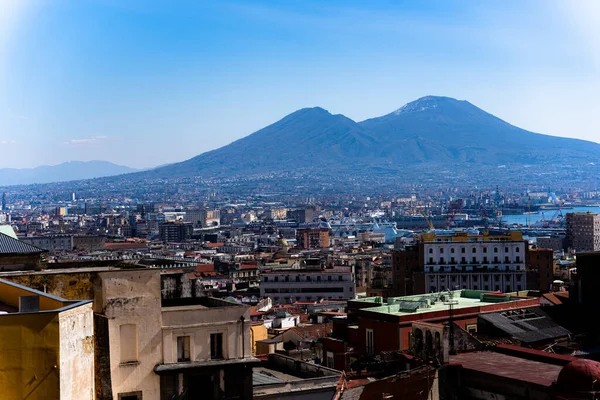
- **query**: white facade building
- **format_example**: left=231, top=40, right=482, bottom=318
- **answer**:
left=422, top=232, right=527, bottom=293
left=260, top=266, right=356, bottom=303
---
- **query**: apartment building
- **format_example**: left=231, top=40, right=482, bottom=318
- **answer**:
left=565, top=212, right=600, bottom=252
left=296, top=227, right=330, bottom=249
left=260, top=264, right=356, bottom=303
left=21, top=234, right=74, bottom=252
left=159, top=222, right=193, bottom=242
left=94, top=269, right=257, bottom=400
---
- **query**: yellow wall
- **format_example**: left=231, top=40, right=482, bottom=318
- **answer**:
left=0, top=312, right=61, bottom=400
left=250, top=324, right=268, bottom=355
left=0, top=280, right=65, bottom=311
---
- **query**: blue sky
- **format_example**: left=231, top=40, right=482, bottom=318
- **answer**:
left=1, top=0, right=599, bottom=168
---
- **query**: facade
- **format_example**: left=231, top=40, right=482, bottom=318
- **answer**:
left=264, top=208, right=288, bottom=220
left=286, top=208, right=314, bottom=223
left=159, top=222, right=193, bottom=242
left=392, top=232, right=529, bottom=296
left=94, top=269, right=258, bottom=400
left=296, top=228, right=330, bottom=249
left=525, top=247, right=555, bottom=292
left=73, top=235, right=106, bottom=252
left=21, top=235, right=74, bottom=252
left=260, top=266, right=356, bottom=303
left=184, top=209, right=221, bottom=228
left=0, top=279, right=94, bottom=400
left=536, top=235, right=565, bottom=252
left=566, top=212, right=600, bottom=252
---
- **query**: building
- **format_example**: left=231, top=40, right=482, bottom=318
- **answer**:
left=0, top=279, right=94, bottom=400
left=159, top=222, right=193, bottom=242
left=0, top=232, right=46, bottom=271
left=286, top=208, right=314, bottom=223
left=21, top=235, right=74, bottom=252
left=322, top=289, right=539, bottom=370
left=93, top=269, right=259, bottom=400
left=260, top=265, right=356, bottom=303
left=566, top=212, right=600, bottom=252
left=536, top=235, right=565, bottom=252
left=296, top=228, right=330, bottom=249
left=263, top=208, right=288, bottom=220
left=526, top=247, right=555, bottom=292
left=393, top=231, right=528, bottom=295
left=184, top=209, right=221, bottom=228
left=73, top=235, right=106, bottom=252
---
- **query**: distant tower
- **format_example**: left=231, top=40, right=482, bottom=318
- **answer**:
left=1, top=193, right=5, bottom=211
left=72, top=192, right=76, bottom=202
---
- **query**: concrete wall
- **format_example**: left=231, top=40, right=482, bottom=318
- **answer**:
left=59, top=302, right=95, bottom=400
left=97, top=269, right=162, bottom=400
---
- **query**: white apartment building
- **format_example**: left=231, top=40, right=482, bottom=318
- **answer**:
left=422, top=231, right=527, bottom=293
left=260, top=265, right=356, bottom=303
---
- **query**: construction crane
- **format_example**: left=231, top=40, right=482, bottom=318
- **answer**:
left=420, top=209, right=434, bottom=231
left=543, top=201, right=565, bottom=228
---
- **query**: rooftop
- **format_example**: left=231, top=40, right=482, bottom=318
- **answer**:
left=0, top=233, right=46, bottom=255
left=449, top=351, right=563, bottom=387
left=355, top=290, right=534, bottom=317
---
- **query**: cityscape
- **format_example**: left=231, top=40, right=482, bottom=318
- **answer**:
left=2, top=1, right=600, bottom=400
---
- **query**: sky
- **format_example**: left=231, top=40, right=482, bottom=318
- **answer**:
left=0, top=0, right=599, bottom=169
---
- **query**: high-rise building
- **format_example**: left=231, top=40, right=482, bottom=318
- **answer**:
left=287, top=208, right=314, bottom=223
left=184, top=209, right=220, bottom=228
left=1, top=193, right=5, bottom=211
left=159, top=221, right=193, bottom=242
left=296, top=228, right=330, bottom=249
left=565, top=212, right=600, bottom=252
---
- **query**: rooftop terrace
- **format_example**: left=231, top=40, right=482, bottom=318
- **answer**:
left=354, top=290, right=533, bottom=316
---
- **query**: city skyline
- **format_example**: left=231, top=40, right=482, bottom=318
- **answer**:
left=1, top=0, right=599, bottom=169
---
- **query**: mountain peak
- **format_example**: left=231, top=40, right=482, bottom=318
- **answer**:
left=393, top=95, right=463, bottom=115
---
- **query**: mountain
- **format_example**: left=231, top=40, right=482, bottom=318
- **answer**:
left=0, top=161, right=138, bottom=186
left=137, top=95, right=600, bottom=179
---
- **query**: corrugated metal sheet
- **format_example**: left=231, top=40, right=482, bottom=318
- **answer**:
left=0, top=233, right=45, bottom=254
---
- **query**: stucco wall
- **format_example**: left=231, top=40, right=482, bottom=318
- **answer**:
left=59, top=302, right=95, bottom=400
left=98, top=269, right=162, bottom=400
left=1, top=271, right=97, bottom=301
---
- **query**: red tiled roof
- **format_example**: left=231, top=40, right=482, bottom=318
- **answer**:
left=196, top=264, right=215, bottom=273
left=206, top=242, right=224, bottom=248
left=240, top=263, right=257, bottom=270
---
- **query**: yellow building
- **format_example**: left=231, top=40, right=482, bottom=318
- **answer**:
left=250, top=322, right=268, bottom=355
left=0, top=279, right=94, bottom=400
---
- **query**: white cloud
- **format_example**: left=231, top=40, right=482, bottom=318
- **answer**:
left=63, top=135, right=111, bottom=146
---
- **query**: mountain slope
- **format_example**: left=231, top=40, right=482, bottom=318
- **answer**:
left=0, top=161, right=138, bottom=186
left=137, top=96, right=600, bottom=179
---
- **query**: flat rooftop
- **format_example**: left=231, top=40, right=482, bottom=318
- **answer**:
left=356, top=290, right=533, bottom=317
left=450, top=351, right=562, bottom=387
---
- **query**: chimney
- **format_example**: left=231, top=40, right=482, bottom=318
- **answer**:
left=19, top=296, right=40, bottom=313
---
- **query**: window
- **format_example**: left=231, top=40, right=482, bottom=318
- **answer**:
left=451, top=248, right=455, bottom=253
left=366, top=329, right=374, bottom=355
left=429, top=257, right=434, bottom=263
left=461, top=257, right=466, bottom=263
left=472, top=248, right=476, bottom=253
left=516, top=247, right=520, bottom=253
left=326, top=351, right=335, bottom=368
left=440, top=248, right=444, bottom=254
left=472, top=257, right=476, bottom=263
left=466, top=323, right=477, bottom=334
left=461, top=247, right=466, bottom=253
left=274, top=277, right=278, bottom=282
left=306, top=276, right=311, bottom=282
left=516, top=256, right=521, bottom=263
left=451, top=257, right=455, bottom=263
left=505, top=247, right=509, bottom=252
left=328, top=276, right=332, bottom=281
left=483, top=247, right=487, bottom=253
left=339, top=276, right=343, bottom=281
left=296, top=276, right=300, bottom=282
left=429, top=248, right=433, bottom=254
left=177, top=336, right=191, bottom=362
left=264, top=276, right=268, bottom=282
left=317, top=276, right=321, bottom=281
left=120, top=324, right=138, bottom=363
left=494, top=247, right=498, bottom=253
left=210, top=333, right=223, bottom=359
left=505, top=256, right=509, bottom=262
left=285, top=276, right=289, bottom=282
left=118, top=392, right=142, bottom=400
left=440, top=257, right=445, bottom=264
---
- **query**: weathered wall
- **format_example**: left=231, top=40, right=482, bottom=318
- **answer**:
left=0, top=254, right=41, bottom=271
left=0, top=313, right=61, bottom=400
left=98, top=269, right=162, bottom=400
left=1, top=271, right=98, bottom=301
left=161, top=304, right=250, bottom=363
left=59, top=302, right=95, bottom=400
